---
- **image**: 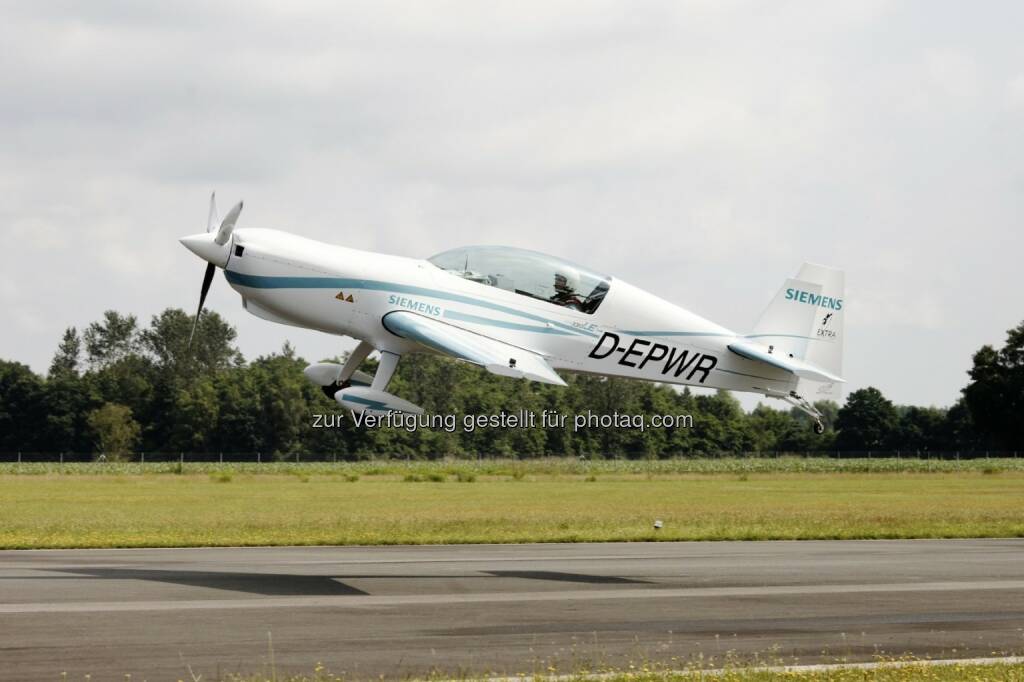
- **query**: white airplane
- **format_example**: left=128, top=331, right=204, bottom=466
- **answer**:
left=181, top=195, right=844, bottom=432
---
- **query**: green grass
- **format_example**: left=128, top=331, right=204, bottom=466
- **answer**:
left=0, top=463, right=1022, bottom=548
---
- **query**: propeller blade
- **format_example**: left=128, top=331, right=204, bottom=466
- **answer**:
left=188, top=262, right=216, bottom=350
left=206, top=192, right=219, bottom=233
left=214, top=201, right=243, bottom=246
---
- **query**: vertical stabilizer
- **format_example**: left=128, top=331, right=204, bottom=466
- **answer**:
left=749, top=263, right=845, bottom=400
left=750, top=277, right=822, bottom=361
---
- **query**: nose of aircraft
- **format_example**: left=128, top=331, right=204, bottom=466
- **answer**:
left=180, top=232, right=229, bottom=268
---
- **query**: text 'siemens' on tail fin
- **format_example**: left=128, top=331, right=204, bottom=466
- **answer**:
left=743, top=262, right=845, bottom=399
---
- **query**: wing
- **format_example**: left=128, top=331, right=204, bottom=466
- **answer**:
left=383, top=311, right=567, bottom=386
left=727, top=340, right=844, bottom=384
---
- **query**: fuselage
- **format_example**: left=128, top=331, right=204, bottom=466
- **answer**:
left=217, top=228, right=798, bottom=397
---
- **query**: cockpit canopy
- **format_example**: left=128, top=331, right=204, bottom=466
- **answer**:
left=428, top=245, right=611, bottom=315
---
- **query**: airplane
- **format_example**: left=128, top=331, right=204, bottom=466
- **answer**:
left=181, top=194, right=844, bottom=432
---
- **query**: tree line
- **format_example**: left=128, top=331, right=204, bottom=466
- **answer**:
left=0, top=308, right=1020, bottom=460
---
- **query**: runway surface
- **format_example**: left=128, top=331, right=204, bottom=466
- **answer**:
left=1, top=539, right=1022, bottom=680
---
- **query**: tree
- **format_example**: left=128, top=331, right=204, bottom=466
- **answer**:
left=168, top=376, right=221, bottom=453
left=893, top=405, right=947, bottom=452
left=83, top=311, right=139, bottom=369
left=250, top=343, right=313, bottom=458
left=0, top=361, right=46, bottom=452
left=141, top=308, right=242, bottom=378
left=84, top=353, right=154, bottom=434
left=962, top=321, right=1024, bottom=449
left=86, top=403, right=141, bottom=461
left=210, top=368, right=266, bottom=456
left=835, top=387, right=898, bottom=451
left=747, top=403, right=793, bottom=452
left=49, top=327, right=82, bottom=379
left=692, top=390, right=754, bottom=453
left=943, top=398, right=982, bottom=451
left=40, top=372, right=94, bottom=457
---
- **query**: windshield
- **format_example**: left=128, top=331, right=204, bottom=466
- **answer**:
left=428, top=245, right=610, bottom=315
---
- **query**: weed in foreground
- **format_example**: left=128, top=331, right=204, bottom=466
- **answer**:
left=215, top=656, right=1024, bottom=681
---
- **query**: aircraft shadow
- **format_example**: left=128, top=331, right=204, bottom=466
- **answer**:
left=52, top=568, right=368, bottom=596
left=483, top=570, right=651, bottom=585
left=39, top=568, right=649, bottom=596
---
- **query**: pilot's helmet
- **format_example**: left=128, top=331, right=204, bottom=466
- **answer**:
left=554, top=266, right=581, bottom=293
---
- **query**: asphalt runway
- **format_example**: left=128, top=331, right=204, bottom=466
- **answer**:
left=1, top=540, right=1023, bottom=681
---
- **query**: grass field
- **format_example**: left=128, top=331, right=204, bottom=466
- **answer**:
left=0, top=459, right=1022, bottom=548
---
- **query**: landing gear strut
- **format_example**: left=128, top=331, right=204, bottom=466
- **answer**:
left=303, top=343, right=424, bottom=415
left=780, top=390, right=825, bottom=433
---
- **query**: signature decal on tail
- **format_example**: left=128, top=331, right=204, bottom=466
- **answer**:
left=588, top=332, right=718, bottom=383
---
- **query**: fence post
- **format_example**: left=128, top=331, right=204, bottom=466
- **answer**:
left=60, top=452, right=64, bottom=464
left=17, top=451, right=21, bottom=464
left=258, top=451, right=261, bottom=464
left=219, top=451, right=223, bottom=464
left=179, top=452, right=183, bottom=465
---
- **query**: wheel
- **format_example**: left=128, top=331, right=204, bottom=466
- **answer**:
left=321, top=379, right=350, bottom=400
left=813, top=420, right=825, bottom=435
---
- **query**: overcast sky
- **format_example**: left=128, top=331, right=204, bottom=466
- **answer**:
left=2, top=1, right=1021, bottom=409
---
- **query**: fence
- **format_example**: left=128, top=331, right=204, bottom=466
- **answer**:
left=0, top=450, right=1019, bottom=463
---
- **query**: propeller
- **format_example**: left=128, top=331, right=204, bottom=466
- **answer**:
left=188, top=263, right=217, bottom=349
left=214, top=200, right=243, bottom=246
left=207, top=191, right=219, bottom=233
left=186, top=192, right=243, bottom=350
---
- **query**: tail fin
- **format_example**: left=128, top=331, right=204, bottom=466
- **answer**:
left=749, top=262, right=845, bottom=398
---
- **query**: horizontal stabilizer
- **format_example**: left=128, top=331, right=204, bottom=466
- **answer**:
left=728, top=340, right=844, bottom=384
left=383, top=311, right=567, bottom=386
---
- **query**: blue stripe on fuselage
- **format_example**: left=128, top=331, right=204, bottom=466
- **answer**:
left=224, top=270, right=596, bottom=337
left=443, top=309, right=574, bottom=335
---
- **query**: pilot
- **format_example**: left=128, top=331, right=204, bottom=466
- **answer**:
left=550, top=267, right=584, bottom=310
